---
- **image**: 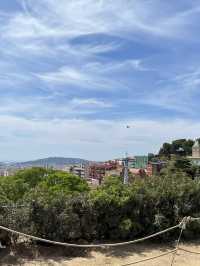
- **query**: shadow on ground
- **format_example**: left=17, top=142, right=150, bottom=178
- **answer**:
left=0, top=239, right=181, bottom=265
left=0, top=243, right=92, bottom=265
left=96, top=240, right=176, bottom=259
left=3, top=236, right=200, bottom=265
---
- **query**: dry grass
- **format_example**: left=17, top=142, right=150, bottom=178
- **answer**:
left=1, top=241, right=200, bottom=266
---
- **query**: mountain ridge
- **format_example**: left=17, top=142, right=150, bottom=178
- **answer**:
left=11, top=157, right=90, bottom=168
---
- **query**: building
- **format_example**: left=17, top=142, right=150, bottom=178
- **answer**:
left=0, top=170, right=9, bottom=177
left=72, top=164, right=87, bottom=179
left=192, top=140, right=200, bottom=157
left=114, top=158, right=124, bottom=166
left=87, top=161, right=121, bottom=185
left=105, top=167, right=122, bottom=177
left=63, top=164, right=87, bottom=179
left=88, top=164, right=105, bottom=185
left=129, top=168, right=147, bottom=178
left=131, top=156, right=148, bottom=169
left=188, top=140, right=200, bottom=166
left=146, top=161, right=167, bottom=176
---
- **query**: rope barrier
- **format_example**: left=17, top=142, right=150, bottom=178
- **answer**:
left=120, top=216, right=200, bottom=266
left=0, top=222, right=181, bottom=248
left=171, top=215, right=200, bottom=265
left=120, top=246, right=200, bottom=266
left=120, top=249, right=177, bottom=266
left=179, top=248, right=200, bottom=255
left=170, top=217, right=186, bottom=266
left=0, top=216, right=200, bottom=266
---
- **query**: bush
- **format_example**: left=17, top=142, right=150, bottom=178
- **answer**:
left=1, top=167, right=200, bottom=245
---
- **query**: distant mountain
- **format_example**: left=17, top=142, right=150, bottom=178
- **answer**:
left=0, top=162, right=7, bottom=169
left=13, top=157, right=90, bottom=168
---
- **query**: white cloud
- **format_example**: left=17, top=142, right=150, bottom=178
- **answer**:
left=37, top=67, right=87, bottom=85
left=0, top=0, right=199, bottom=96
left=2, top=0, right=199, bottom=49
left=70, top=98, right=113, bottom=108
left=0, top=115, right=200, bottom=161
left=36, top=59, right=145, bottom=91
left=1, top=0, right=200, bottom=161
left=36, top=66, right=114, bottom=90
left=0, top=96, right=113, bottom=120
left=1, top=14, right=66, bottom=40
left=141, top=68, right=200, bottom=114
left=19, top=0, right=200, bottom=40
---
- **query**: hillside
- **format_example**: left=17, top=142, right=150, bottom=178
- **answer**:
left=13, top=157, right=89, bottom=168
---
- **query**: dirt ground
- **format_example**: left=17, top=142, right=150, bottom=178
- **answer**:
left=1, top=241, right=200, bottom=266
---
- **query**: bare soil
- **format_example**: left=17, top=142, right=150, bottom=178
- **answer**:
left=1, top=241, right=200, bottom=266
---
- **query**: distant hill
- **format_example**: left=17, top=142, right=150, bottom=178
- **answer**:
left=0, top=162, right=8, bottom=170
left=13, top=157, right=90, bottom=168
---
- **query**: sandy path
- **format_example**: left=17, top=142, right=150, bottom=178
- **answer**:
left=1, top=242, right=200, bottom=266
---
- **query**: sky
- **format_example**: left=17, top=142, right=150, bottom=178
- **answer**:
left=1, top=0, right=200, bottom=161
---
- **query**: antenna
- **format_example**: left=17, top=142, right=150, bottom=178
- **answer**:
left=123, top=125, right=130, bottom=184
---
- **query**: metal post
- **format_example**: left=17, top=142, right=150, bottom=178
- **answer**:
left=123, top=156, right=129, bottom=184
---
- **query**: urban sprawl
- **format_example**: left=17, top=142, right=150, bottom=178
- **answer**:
left=1, top=138, right=200, bottom=186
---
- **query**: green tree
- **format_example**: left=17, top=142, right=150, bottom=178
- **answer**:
left=161, top=157, right=196, bottom=178
left=159, top=142, right=171, bottom=158
left=15, top=167, right=50, bottom=188
left=0, top=175, right=28, bottom=202
left=26, top=171, right=90, bottom=202
left=159, top=139, right=195, bottom=157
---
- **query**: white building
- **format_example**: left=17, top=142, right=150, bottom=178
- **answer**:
left=188, top=140, right=200, bottom=166
left=0, top=170, right=9, bottom=177
left=63, top=164, right=88, bottom=179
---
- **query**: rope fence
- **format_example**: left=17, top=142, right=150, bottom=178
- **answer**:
left=0, top=222, right=181, bottom=248
left=121, top=249, right=177, bottom=266
left=179, top=247, right=200, bottom=255
left=170, top=217, right=186, bottom=266
left=0, top=216, right=200, bottom=265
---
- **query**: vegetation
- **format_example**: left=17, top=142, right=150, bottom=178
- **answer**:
left=1, top=161, right=200, bottom=246
left=158, top=138, right=196, bottom=158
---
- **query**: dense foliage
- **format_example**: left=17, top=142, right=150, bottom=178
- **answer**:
left=1, top=164, right=200, bottom=246
left=159, top=138, right=196, bottom=158
left=0, top=168, right=89, bottom=203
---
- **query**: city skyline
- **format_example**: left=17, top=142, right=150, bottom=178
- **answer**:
left=1, top=1, right=200, bottom=161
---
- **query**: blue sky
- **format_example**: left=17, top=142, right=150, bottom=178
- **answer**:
left=1, top=0, right=200, bottom=161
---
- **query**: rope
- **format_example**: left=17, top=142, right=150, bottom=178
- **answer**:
left=170, top=217, right=187, bottom=266
left=119, top=215, right=200, bottom=266
left=121, top=249, right=177, bottom=266
left=0, top=216, right=200, bottom=266
left=0, top=222, right=181, bottom=248
left=179, top=248, right=200, bottom=255
left=121, top=217, right=197, bottom=266
left=120, top=246, right=200, bottom=266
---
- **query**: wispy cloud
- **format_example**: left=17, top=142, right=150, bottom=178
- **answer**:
left=0, top=115, right=200, bottom=161
left=36, top=58, right=145, bottom=91
left=0, top=96, right=113, bottom=120
left=141, top=67, right=200, bottom=114
left=70, top=98, right=113, bottom=108
left=1, top=0, right=200, bottom=159
left=18, top=0, right=200, bottom=40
